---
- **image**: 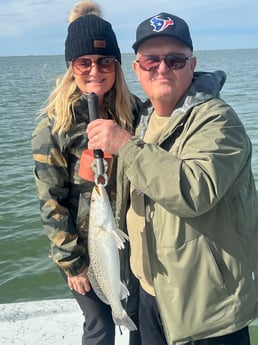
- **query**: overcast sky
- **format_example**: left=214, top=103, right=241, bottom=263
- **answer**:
left=0, top=0, right=257, bottom=56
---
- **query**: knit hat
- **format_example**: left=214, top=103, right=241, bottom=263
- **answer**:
left=132, top=12, right=193, bottom=53
left=65, top=14, right=121, bottom=63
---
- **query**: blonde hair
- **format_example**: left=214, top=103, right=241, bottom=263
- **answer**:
left=39, top=0, right=135, bottom=134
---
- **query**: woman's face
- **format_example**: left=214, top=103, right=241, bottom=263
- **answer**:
left=72, top=54, right=117, bottom=102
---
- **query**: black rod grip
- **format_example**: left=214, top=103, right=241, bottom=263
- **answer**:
left=88, top=92, right=100, bottom=122
left=87, top=92, right=104, bottom=160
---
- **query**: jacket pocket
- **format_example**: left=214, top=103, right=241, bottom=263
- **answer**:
left=204, top=236, right=238, bottom=295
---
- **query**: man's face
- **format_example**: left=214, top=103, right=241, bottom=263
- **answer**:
left=133, top=37, right=196, bottom=114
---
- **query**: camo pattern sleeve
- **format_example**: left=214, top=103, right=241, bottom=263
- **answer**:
left=31, top=115, right=93, bottom=277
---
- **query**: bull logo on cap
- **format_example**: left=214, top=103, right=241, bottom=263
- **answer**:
left=150, top=15, right=174, bottom=32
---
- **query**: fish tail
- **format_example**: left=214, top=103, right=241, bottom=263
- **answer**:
left=112, top=309, right=137, bottom=331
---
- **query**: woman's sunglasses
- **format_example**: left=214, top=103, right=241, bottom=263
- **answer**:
left=136, top=53, right=193, bottom=72
left=72, top=56, right=117, bottom=75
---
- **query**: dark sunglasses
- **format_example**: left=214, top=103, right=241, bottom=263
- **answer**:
left=136, top=53, right=193, bottom=71
left=72, top=56, right=117, bottom=74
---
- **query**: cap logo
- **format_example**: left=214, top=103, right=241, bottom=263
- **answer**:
left=94, top=40, right=106, bottom=48
left=150, top=15, right=174, bottom=32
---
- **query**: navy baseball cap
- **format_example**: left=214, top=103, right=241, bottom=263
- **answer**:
left=132, top=12, right=193, bottom=53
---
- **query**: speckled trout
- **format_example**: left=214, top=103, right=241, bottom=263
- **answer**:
left=88, top=183, right=137, bottom=331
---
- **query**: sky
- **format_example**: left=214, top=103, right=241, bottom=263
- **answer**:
left=0, top=0, right=257, bottom=57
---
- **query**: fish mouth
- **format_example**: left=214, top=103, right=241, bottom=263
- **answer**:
left=94, top=185, right=100, bottom=195
left=94, top=184, right=102, bottom=196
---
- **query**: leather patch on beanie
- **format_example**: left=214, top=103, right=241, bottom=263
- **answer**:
left=94, top=40, right=106, bottom=48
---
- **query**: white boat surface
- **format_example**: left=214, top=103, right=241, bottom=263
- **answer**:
left=1, top=298, right=257, bottom=344
left=0, top=298, right=129, bottom=345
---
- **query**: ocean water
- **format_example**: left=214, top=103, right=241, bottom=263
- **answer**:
left=1, top=50, right=258, bottom=341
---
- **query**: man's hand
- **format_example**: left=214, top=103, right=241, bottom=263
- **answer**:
left=87, top=119, right=131, bottom=155
left=67, top=267, right=91, bottom=295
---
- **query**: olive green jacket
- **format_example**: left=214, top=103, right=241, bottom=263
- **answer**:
left=117, top=71, right=258, bottom=344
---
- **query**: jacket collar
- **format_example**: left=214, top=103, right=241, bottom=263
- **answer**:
left=137, top=70, right=227, bottom=141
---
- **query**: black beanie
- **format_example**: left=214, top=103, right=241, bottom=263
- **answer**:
left=65, top=14, right=121, bottom=63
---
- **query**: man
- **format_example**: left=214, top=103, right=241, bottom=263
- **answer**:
left=87, top=12, right=258, bottom=345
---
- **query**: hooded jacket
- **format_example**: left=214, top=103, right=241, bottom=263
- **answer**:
left=116, top=71, right=258, bottom=344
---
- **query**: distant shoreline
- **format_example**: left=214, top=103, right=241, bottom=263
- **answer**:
left=0, top=47, right=258, bottom=59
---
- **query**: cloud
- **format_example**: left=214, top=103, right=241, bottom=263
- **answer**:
left=0, top=0, right=71, bottom=37
left=103, top=0, right=258, bottom=50
left=0, top=0, right=257, bottom=56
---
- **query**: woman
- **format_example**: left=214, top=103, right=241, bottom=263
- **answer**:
left=31, top=1, right=142, bottom=344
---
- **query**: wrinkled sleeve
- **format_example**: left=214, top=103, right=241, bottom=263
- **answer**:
left=31, top=117, right=88, bottom=276
left=118, top=99, right=252, bottom=218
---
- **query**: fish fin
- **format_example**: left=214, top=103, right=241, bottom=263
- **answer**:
left=87, top=266, right=109, bottom=304
left=120, top=282, right=130, bottom=300
left=113, top=229, right=129, bottom=249
left=112, top=309, right=137, bottom=331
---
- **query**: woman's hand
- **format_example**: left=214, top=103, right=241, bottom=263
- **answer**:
left=67, top=266, right=91, bottom=295
left=87, top=119, right=131, bottom=155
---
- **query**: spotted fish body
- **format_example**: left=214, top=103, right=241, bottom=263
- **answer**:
left=88, top=183, right=137, bottom=331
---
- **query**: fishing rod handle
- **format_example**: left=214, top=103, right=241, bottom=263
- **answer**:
left=88, top=92, right=100, bottom=122
left=87, top=92, right=104, bottom=159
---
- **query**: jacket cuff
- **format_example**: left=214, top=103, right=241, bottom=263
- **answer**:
left=58, top=257, right=88, bottom=277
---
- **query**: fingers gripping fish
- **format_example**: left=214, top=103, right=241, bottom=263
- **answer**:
left=88, top=183, right=137, bottom=331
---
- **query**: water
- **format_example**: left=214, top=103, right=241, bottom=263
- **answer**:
left=1, top=50, right=258, bottom=341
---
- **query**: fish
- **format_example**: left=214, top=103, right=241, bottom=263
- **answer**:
left=87, top=183, right=137, bottom=331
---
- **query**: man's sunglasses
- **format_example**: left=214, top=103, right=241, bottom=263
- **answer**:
left=136, top=53, right=193, bottom=72
left=72, top=56, right=117, bottom=75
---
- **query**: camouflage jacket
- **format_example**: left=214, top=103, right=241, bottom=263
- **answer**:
left=31, top=95, right=142, bottom=277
